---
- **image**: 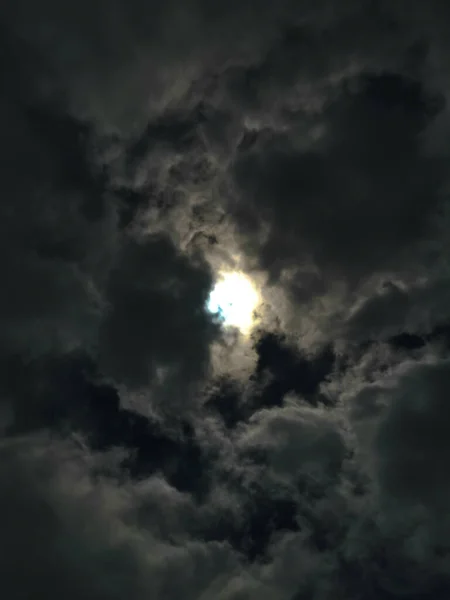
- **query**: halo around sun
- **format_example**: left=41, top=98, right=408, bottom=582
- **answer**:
left=207, top=271, right=260, bottom=334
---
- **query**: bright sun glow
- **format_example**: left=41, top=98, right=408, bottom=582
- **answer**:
left=207, top=271, right=259, bottom=333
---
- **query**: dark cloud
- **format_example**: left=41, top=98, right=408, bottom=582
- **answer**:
left=0, top=98, right=115, bottom=361
left=97, top=234, right=217, bottom=397
left=231, top=72, right=445, bottom=288
left=344, top=278, right=450, bottom=343
left=5, top=1, right=450, bottom=599
left=341, top=356, right=450, bottom=597
left=374, top=358, right=450, bottom=506
left=0, top=435, right=245, bottom=600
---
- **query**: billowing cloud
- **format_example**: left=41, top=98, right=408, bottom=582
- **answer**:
left=97, top=234, right=217, bottom=400
left=4, top=1, right=450, bottom=599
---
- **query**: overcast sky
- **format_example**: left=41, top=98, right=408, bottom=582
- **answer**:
left=3, top=1, right=450, bottom=599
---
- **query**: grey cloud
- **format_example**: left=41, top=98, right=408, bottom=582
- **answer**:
left=98, top=234, right=218, bottom=398
left=0, top=434, right=241, bottom=600
left=343, top=277, right=450, bottom=343
left=374, top=358, right=450, bottom=506
left=330, top=354, right=450, bottom=595
left=0, top=99, right=117, bottom=361
left=0, top=30, right=220, bottom=423
left=1, top=0, right=339, bottom=132
left=237, top=403, right=346, bottom=481
left=231, top=73, right=444, bottom=288
left=344, top=355, right=450, bottom=507
left=0, top=436, right=149, bottom=600
left=3, top=352, right=450, bottom=600
left=4, top=0, right=450, bottom=598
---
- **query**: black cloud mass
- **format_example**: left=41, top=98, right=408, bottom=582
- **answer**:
left=4, top=1, right=450, bottom=599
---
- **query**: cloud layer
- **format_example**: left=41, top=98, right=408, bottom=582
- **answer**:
left=3, top=1, right=450, bottom=599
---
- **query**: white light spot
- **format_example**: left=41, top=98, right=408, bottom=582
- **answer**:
left=207, top=271, right=259, bottom=334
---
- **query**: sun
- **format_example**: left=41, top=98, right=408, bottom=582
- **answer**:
left=207, top=271, right=260, bottom=334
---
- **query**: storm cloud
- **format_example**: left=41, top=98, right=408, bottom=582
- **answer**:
left=3, top=1, right=450, bottom=599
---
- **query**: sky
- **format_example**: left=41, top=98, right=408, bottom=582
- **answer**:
left=4, top=1, right=450, bottom=598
